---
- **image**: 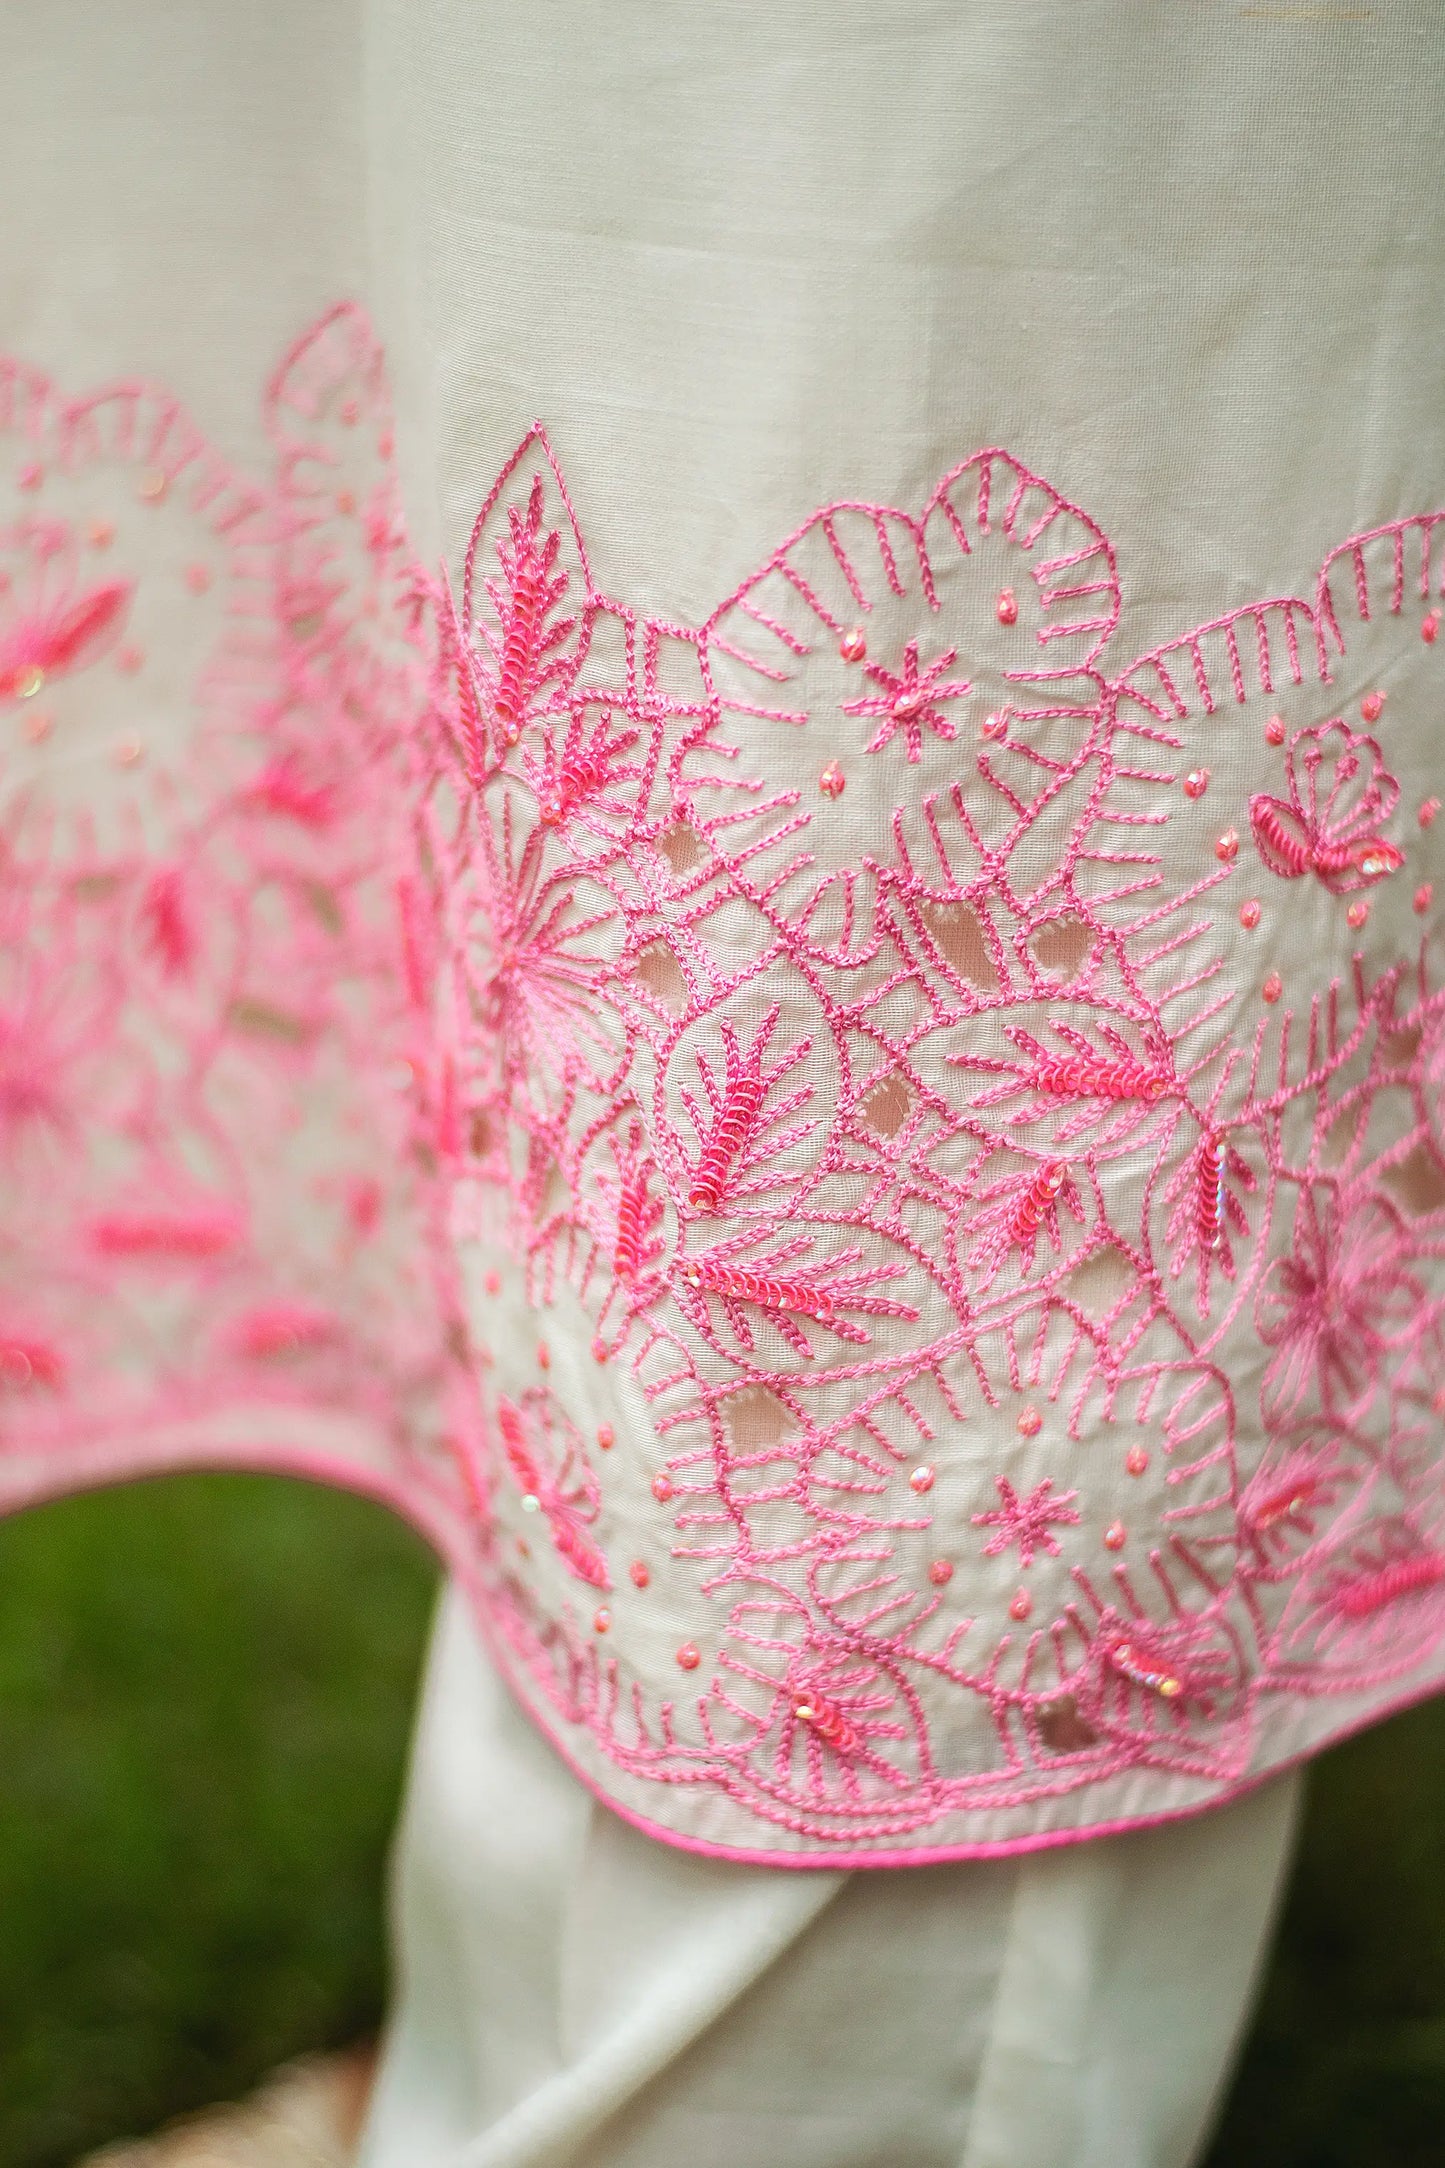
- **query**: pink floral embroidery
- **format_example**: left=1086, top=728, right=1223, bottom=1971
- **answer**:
left=1249, top=719, right=1404, bottom=892
left=0, top=312, right=1443, bottom=1863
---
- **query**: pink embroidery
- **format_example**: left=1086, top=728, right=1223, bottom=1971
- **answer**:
left=0, top=313, right=1443, bottom=1862
left=1249, top=720, right=1405, bottom=892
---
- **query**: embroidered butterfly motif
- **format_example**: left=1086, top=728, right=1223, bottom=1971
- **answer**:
left=1249, top=718, right=1404, bottom=893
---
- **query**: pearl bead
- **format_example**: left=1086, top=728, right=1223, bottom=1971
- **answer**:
left=929, top=1559, right=953, bottom=1587
left=676, top=1642, right=701, bottom=1671
left=908, top=1464, right=935, bottom=1495
left=1125, top=1444, right=1149, bottom=1476
left=1017, top=1406, right=1042, bottom=1437
left=1262, top=972, right=1283, bottom=1004
left=1264, top=715, right=1286, bottom=746
left=819, top=761, right=845, bottom=799
left=1104, top=1520, right=1127, bottom=1551
left=996, top=588, right=1018, bottom=626
left=1239, top=900, right=1261, bottom=930
left=1183, top=768, right=1210, bottom=799
left=1009, top=1589, right=1033, bottom=1621
left=1215, top=829, right=1239, bottom=862
left=839, top=626, right=867, bottom=664
left=651, top=1473, right=675, bottom=1503
left=1361, top=691, right=1385, bottom=723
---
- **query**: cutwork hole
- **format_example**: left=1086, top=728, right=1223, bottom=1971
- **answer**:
left=920, top=900, right=999, bottom=990
left=1382, top=1141, right=1445, bottom=1215
left=634, top=941, right=691, bottom=1016
left=722, top=1385, right=798, bottom=1450
left=859, top=1073, right=912, bottom=1137
left=1029, top=915, right=1094, bottom=981
left=657, top=821, right=705, bottom=874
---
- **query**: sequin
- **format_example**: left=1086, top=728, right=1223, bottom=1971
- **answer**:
left=590, top=1334, right=609, bottom=1362
left=87, top=519, right=114, bottom=548
left=676, top=1642, right=701, bottom=1671
left=184, top=563, right=212, bottom=595
left=1420, top=797, right=1441, bottom=829
left=995, top=587, right=1018, bottom=625
left=1239, top=899, right=1262, bottom=930
left=594, top=1607, right=611, bottom=1633
left=1104, top=1519, right=1127, bottom=1551
left=113, top=737, right=144, bottom=766
left=651, top=1473, right=675, bottom=1503
left=908, top=1464, right=936, bottom=1494
left=1009, top=1588, right=1033, bottom=1621
left=15, top=664, right=44, bottom=700
left=21, top=709, right=51, bottom=743
left=483, top=1269, right=501, bottom=1295
left=819, top=761, right=845, bottom=799
left=1361, top=691, right=1386, bottom=723
left=1262, top=971, right=1283, bottom=1004
left=1183, top=768, right=1210, bottom=799
left=980, top=710, right=1008, bottom=740
left=116, top=645, right=143, bottom=674
left=928, top=1559, right=953, bottom=1587
left=1125, top=1444, right=1149, bottom=1476
left=17, top=461, right=42, bottom=492
left=839, top=625, right=867, bottom=664
left=1215, top=829, right=1239, bottom=862
left=1415, top=883, right=1433, bottom=915
left=630, top=1559, right=649, bottom=1588
left=1424, top=609, right=1441, bottom=644
left=138, top=469, right=167, bottom=502
left=536, top=1341, right=551, bottom=1370
left=596, top=1422, right=615, bottom=1450
left=1264, top=715, right=1286, bottom=746
left=1347, top=899, right=1370, bottom=930
left=1016, top=1405, right=1042, bottom=1437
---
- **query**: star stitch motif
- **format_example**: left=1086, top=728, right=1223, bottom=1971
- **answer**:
left=843, top=636, right=971, bottom=761
left=973, top=1475, right=1082, bottom=1566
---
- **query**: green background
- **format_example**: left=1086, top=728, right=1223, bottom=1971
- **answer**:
left=0, top=1474, right=1442, bottom=2167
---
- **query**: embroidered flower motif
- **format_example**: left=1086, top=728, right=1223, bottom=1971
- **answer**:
left=1249, top=720, right=1403, bottom=894
left=0, top=521, right=131, bottom=704
left=1258, top=1189, right=1422, bottom=1426
left=973, top=1474, right=1081, bottom=1566
left=842, top=637, right=971, bottom=762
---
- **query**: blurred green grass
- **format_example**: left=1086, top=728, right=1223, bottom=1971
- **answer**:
left=0, top=1476, right=437, bottom=2168
left=1, top=1475, right=1444, bottom=2166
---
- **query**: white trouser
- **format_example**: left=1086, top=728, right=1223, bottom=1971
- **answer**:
left=359, top=1586, right=1300, bottom=2168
